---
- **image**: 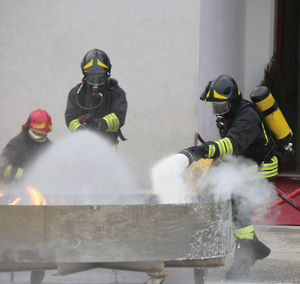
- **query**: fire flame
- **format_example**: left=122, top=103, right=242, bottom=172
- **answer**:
left=27, top=186, right=47, bottom=205
left=8, top=197, right=22, bottom=205
left=0, top=186, right=47, bottom=205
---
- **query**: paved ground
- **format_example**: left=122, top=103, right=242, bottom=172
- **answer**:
left=205, top=225, right=300, bottom=283
left=0, top=225, right=299, bottom=284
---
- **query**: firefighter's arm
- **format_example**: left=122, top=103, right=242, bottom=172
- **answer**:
left=181, top=137, right=233, bottom=163
left=98, top=88, right=128, bottom=133
left=181, top=110, right=263, bottom=164
left=202, top=114, right=261, bottom=159
left=1, top=164, right=24, bottom=182
left=0, top=155, right=8, bottom=182
left=65, top=89, right=85, bottom=132
left=0, top=146, right=24, bottom=184
left=193, top=108, right=262, bottom=159
left=226, top=108, right=262, bottom=155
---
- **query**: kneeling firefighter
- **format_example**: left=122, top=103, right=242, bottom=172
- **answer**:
left=64, top=49, right=128, bottom=145
left=0, top=109, right=52, bottom=187
left=180, top=74, right=289, bottom=279
left=0, top=109, right=52, bottom=284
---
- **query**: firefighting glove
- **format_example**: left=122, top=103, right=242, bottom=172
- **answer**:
left=179, top=144, right=209, bottom=165
left=79, top=114, right=95, bottom=125
left=95, top=118, right=108, bottom=132
left=79, top=114, right=99, bottom=129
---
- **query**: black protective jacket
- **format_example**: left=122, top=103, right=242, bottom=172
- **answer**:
left=0, top=127, right=51, bottom=182
left=65, top=78, right=127, bottom=144
left=221, top=99, right=274, bottom=165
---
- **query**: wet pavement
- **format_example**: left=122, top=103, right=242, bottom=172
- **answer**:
left=0, top=225, right=299, bottom=284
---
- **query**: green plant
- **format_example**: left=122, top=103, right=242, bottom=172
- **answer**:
left=260, top=55, right=286, bottom=112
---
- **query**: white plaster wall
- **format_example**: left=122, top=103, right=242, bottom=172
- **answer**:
left=197, top=0, right=274, bottom=142
left=244, top=0, right=275, bottom=98
left=197, top=0, right=246, bottom=142
left=0, top=0, right=200, bottom=187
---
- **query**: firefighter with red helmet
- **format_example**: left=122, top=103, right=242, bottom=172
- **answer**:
left=65, top=49, right=128, bottom=144
left=0, top=109, right=52, bottom=185
left=0, top=109, right=52, bottom=284
left=181, top=74, right=278, bottom=279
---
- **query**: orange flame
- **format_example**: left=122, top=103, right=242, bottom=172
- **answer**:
left=0, top=191, right=3, bottom=197
left=8, top=197, right=22, bottom=205
left=27, top=186, right=47, bottom=205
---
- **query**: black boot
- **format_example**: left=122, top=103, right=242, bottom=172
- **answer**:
left=226, top=234, right=271, bottom=280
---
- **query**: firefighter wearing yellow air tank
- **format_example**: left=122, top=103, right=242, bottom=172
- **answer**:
left=181, top=74, right=285, bottom=279
left=64, top=49, right=127, bottom=145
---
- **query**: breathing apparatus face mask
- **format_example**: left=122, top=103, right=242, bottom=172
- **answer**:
left=85, top=71, right=107, bottom=87
left=29, top=128, right=47, bottom=143
left=212, top=101, right=231, bottom=116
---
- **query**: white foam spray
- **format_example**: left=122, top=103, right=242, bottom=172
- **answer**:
left=150, top=153, right=195, bottom=204
left=16, top=130, right=142, bottom=205
left=151, top=153, right=275, bottom=210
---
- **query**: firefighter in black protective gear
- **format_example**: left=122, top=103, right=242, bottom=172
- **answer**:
left=0, top=109, right=52, bottom=284
left=180, top=74, right=278, bottom=279
left=65, top=49, right=128, bottom=145
left=0, top=109, right=52, bottom=186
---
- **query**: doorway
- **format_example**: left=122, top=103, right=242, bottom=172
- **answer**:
left=275, top=0, right=300, bottom=173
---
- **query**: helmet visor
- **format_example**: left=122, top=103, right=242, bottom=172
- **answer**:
left=212, top=101, right=231, bottom=115
left=85, top=72, right=107, bottom=86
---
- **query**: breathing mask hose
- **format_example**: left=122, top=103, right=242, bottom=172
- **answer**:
left=75, top=84, right=103, bottom=111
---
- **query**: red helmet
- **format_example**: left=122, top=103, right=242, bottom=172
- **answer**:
left=24, top=109, right=52, bottom=133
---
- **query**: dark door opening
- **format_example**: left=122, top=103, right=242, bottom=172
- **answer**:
left=275, top=0, right=300, bottom=173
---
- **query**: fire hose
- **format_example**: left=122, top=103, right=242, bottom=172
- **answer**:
left=253, top=185, right=300, bottom=215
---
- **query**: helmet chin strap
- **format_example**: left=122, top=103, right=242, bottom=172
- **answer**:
left=28, top=128, right=47, bottom=143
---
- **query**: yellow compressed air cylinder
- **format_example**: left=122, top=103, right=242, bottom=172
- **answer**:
left=250, top=86, right=292, bottom=147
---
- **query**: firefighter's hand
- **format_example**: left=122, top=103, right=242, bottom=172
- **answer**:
left=181, top=145, right=209, bottom=162
left=96, top=118, right=107, bottom=132
left=79, top=114, right=95, bottom=125
left=78, top=114, right=98, bottom=129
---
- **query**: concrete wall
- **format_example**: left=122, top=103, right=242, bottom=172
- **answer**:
left=197, top=0, right=274, bottom=142
left=0, top=0, right=200, bottom=187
